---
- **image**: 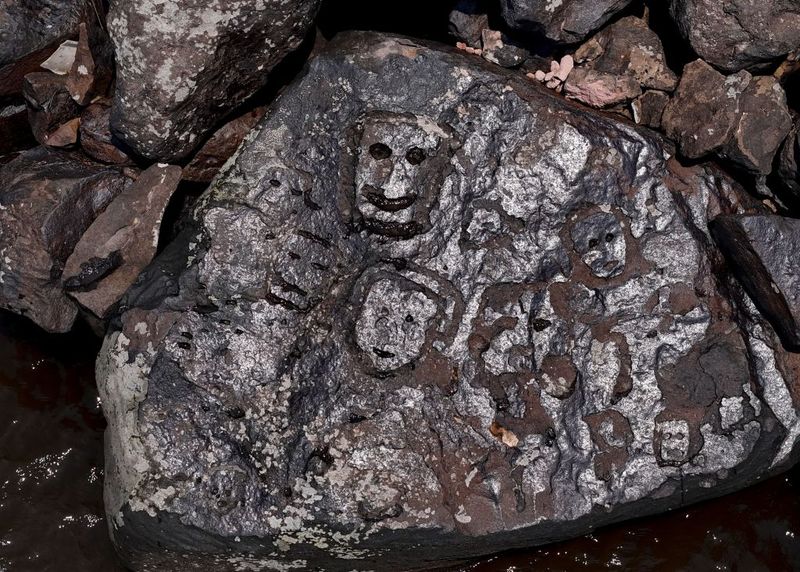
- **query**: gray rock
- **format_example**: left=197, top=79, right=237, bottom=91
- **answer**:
left=0, top=147, right=132, bottom=332
left=98, top=32, right=800, bottom=571
left=501, top=0, right=634, bottom=44
left=777, top=117, right=799, bottom=200
left=108, top=0, right=322, bottom=162
left=669, top=0, right=800, bottom=72
left=712, top=215, right=800, bottom=349
left=449, top=0, right=489, bottom=48
left=662, top=59, right=792, bottom=175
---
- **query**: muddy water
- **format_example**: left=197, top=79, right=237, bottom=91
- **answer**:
left=0, top=311, right=798, bottom=572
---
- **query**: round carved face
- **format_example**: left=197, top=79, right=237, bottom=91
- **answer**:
left=355, top=277, right=438, bottom=372
left=352, top=113, right=455, bottom=239
left=571, top=212, right=626, bottom=278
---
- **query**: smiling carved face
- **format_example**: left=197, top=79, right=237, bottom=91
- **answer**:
left=353, top=113, right=455, bottom=239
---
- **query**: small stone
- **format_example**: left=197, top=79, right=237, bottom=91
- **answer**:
left=563, top=67, right=642, bottom=108
left=39, top=40, right=78, bottom=76
left=22, top=72, right=82, bottom=147
left=501, top=0, right=635, bottom=44
left=79, top=101, right=133, bottom=165
left=555, top=55, right=574, bottom=82
left=448, top=0, right=489, bottom=49
left=631, top=90, right=670, bottom=129
left=481, top=28, right=526, bottom=68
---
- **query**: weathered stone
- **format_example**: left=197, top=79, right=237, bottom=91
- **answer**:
left=63, top=164, right=182, bottom=319
left=0, top=102, right=37, bottom=157
left=0, top=0, right=92, bottom=69
left=669, top=0, right=800, bottom=72
left=712, top=215, right=800, bottom=349
left=573, top=16, right=677, bottom=92
left=563, top=66, right=642, bottom=108
left=662, top=59, right=792, bottom=174
left=0, top=147, right=131, bottom=332
left=79, top=101, right=134, bottom=166
left=22, top=72, right=82, bottom=147
left=448, top=0, right=489, bottom=48
left=66, top=22, right=113, bottom=106
left=501, top=0, right=634, bottom=44
left=777, top=117, right=800, bottom=200
left=108, top=0, right=322, bottom=162
left=481, top=29, right=527, bottom=68
left=183, top=108, right=266, bottom=184
left=631, top=90, right=669, bottom=129
left=98, top=33, right=800, bottom=572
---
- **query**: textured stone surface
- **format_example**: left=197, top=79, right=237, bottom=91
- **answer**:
left=0, top=147, right=131, bottom=332
left=632, top=90, right=669, bottom=129
left=563, top=66, right=641, bottom=108
left=79, top=101, right=134, bottom=165
left=777, top=117, right=800, bottom=200
left=662, top=59, right=792, bottom=174
left=712, top=215, right=800, bottom=350
left=572, top=17, right=677, bottom=93
left=501, top=0, right=634, bottom=44
left=669, top=0, right=800, bottom=72
left=22, top=72, right=82, bottom=147
left=448, top=0, right=489, bottom=48
left=63, top=164, right=182, bottom=319
left=98, top=33, right=800, bottom=571
left=108, top=0, right=322, bottom=162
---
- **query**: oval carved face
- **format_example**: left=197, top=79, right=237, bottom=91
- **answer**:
left=353, top=113, right=455, bottom=239
left=355, top=277, right=438, bottom=372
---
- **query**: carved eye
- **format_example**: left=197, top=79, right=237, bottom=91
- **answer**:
left=405, top=147, right=426, bottom=165
left=369, top=143, right=392, bottom=160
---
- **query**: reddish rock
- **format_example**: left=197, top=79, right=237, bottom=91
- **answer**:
left=563, top=67, right=642, bottom=108
left=79, top=101, right=133, bottom=165
left=632, top=90, right=670, bottom=129
left=63, top=164, right=183, bottom=319
left=22, top=72, right=82, bottom=147
left=0, top=147, right=132, bottom=332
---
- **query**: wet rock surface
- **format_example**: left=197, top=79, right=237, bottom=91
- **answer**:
left=0, top=147, right=132, bottom=332
left=669, top=0, right=800, bottom=72
left=501, top=0, right=634, bottom=44
left=97, top=32, right=800, bottom=571
left=108, top=0, right=322, bottom=162
left=662, top=59, right=793, bottom=174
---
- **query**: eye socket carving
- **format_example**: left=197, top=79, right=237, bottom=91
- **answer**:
left=369, top=143, right=392, bottom=160
left=405, top=147, right=426, bottom=165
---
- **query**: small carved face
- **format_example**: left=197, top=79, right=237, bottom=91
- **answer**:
left=355, top=277, right=438, bottom=371
left=655, top=419, right=690, bottom=466
left=353, top=113, right=455, bottom=239
left=571, top=212, right=626, bottom=278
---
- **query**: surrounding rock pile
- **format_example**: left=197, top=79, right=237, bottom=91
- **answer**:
left=0, top=1, right=799, bottom=571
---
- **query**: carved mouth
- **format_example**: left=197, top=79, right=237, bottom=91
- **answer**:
left=361, top=185, right=418, bottom=212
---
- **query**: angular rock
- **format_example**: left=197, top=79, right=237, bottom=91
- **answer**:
left=63, top=164, right=182, bottom=319
left=0, top=0, right=91, bottom=68
left=448, top=0, right=489, bottom=48
left=183, top=107, right=266, bottom=184
left=563, top=66, right=641, bottom=108
left=712, top=215, right=800, bottom=349
left=0, top=147, right=132, bottom=332
left=631, top=90, right=669, bottom=129
left=481, top=29, right=527, bottom=68
left=22, top=72, right=82, bottom=147
left=98, top=32, right=800, bottom=571
left=501, top=0, right=634, bottom=44
left=66, top=22, right=113, bottom=106
left=777, top=118, right=800, bottom=200
left=108, top=0, right=322, bottom=162
left=573, top=16, right=677, bottom=92
left=669, top=0, right=800, bottom=72
left=662, top=59, right=792, bottom=174
left=79, top=101, right=133, bottom=165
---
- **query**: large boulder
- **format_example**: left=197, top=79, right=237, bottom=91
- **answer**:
left=108, top=0, right=322, bottom=162
left=669, top=0, right=800, bottom=72
left=0, top=147, right=132, bottom=332
left=98, top=33, right=800, bottom=571
left=500, top=0, right=634, bottom=44
left=662, top=59, right=792, bottom=175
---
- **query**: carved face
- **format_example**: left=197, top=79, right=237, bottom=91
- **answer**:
left=655, top=419, right=690, bottom=465
left=355, top=277, right=438, bottom=372
left=353, top=113, right=455, bottom=239
left=571, top=212, right=626, bottom=278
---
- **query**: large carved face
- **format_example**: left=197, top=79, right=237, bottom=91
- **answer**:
left=352, top=112, right=456, bottom=239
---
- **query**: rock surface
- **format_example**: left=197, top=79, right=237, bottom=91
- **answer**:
left=777, top=118, right=799, bottom=200
left=501, top=0, right=634, bottom=44
left=448, top=0, right=489, bottom=48
left=0, top=147, right=131, bottom=332
left=97, top=33, right=800, bottom=571
left=108, top=0, right=322, bottom=162
left=712, top=215, right=800, bottom=350
left=23, top=72, right=82, bottom=147
left=563, top=67, right=641, bottom=108
left=63, top=164, right=182, bottom=319
left=662, top=59, right=792, bottom=174
left=79, top=101, right=134, bottom=165
left=669, top=0, right=800, bottom=72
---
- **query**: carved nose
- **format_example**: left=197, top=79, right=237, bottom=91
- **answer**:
left=362, top=185, right=418, bottom=212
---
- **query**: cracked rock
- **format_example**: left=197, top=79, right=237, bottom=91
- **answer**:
left=108, top=0, right=322, bottom=162
left=97, top=32, right=800, bottom=572
left=0, top=147, right=132, bottom=332
left=669, top=0, right=800, bottom=72
left=662, top=59, right=792, bottom=174
left=777, top=117, right=800, bottom=200
left=501, top=0, right=634, bottom=44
